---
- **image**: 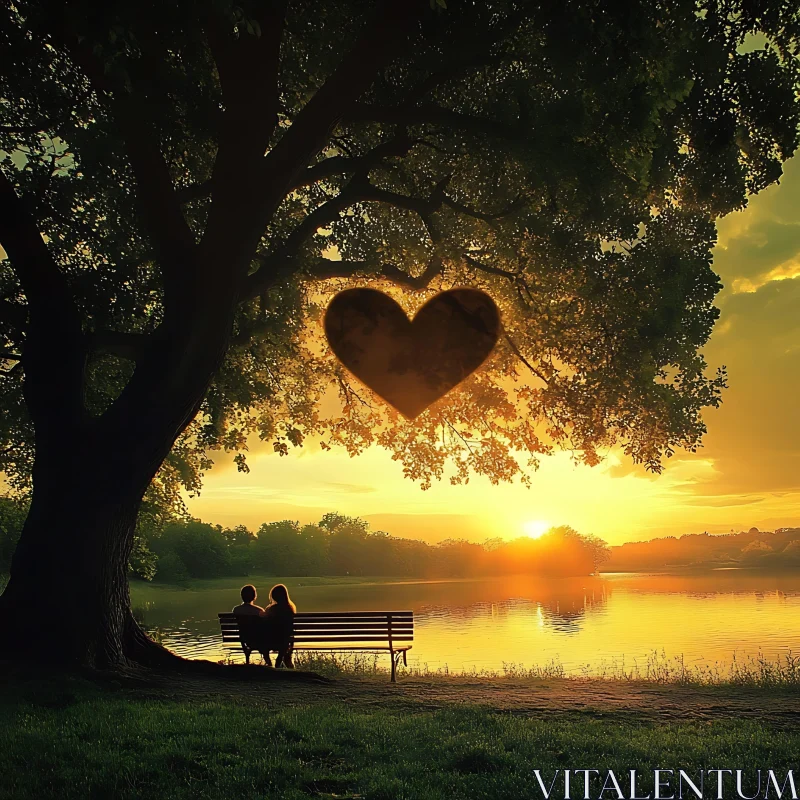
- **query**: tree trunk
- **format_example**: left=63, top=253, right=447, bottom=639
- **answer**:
left=0, top=431, right=179, bottom=667
left=0, top=290, right=237, bottom=669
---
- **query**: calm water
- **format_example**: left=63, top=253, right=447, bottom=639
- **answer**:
left=130, top=572, right=800, bottom=674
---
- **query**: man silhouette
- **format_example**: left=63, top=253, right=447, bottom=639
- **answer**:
left=232, top=584, right=268, bottom=664
left=232, top=584, right=263, bottom=616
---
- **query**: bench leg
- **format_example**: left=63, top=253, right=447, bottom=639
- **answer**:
left=391, top=649, right=403, bottom=683
left=244, top=647, right=251, bottom=665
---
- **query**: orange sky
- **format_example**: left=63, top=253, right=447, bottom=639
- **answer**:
left=186, top=155, right=800, bottom=547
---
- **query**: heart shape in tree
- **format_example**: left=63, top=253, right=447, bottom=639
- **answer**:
left=324, top=288, right=501, bottom=420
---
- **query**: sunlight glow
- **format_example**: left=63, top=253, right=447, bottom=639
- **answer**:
left=524, top=519, right=551, bottom=539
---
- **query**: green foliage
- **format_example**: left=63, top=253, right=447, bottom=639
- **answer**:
left=128, top=533, right=158, bottom=582
left=252, top=521, right=331, bottom=576
left=2, top=0, right=798, bottom=518
left=0, top=496, right=26, bottom=572
left=154, top=552, right=189, bottom=583
left=151, top=521, right=241, bottom=580
left=128, top=480, right=191, bottom=581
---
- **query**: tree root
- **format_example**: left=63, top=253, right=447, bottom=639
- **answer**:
left=0, top=610, right=330, bottom=684
left=121, top=612, right=331, bottom=683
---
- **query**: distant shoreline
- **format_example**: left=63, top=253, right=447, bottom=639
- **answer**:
left=600, top=564, right=800, bottom=574
left=126, top=566, right=800, bottom=596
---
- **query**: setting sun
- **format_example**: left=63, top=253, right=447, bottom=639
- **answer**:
left=523, top=520, right=551, bottom=539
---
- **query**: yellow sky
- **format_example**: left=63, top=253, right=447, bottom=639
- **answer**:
left=186, top=156, right=800, bottom=546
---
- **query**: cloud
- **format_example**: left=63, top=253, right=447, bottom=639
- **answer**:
left=678, top=233, right=800, bottom=495
left=319, top=481, right=377, bottom=494
left=714, top=156, right=800, bottom=293
left=679, top=495, right=765, bottom=508
left=613, top=156, right=800, bottom=508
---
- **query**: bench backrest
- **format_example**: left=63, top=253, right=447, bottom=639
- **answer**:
left=218, top=610, right=414, bottom=648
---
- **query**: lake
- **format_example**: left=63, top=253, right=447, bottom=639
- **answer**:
left=130, top=571, right=800, bottom=675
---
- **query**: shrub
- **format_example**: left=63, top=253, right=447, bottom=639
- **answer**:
left=156, top=552, right=189, bottom=583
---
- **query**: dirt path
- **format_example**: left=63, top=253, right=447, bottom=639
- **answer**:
left=117, top=669, right=800, bottom=727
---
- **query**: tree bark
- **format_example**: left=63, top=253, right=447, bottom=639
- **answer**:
left=0, top=276, right=238, bottom=669
left=0, top=414, right=327, bottom=683
left=0, top=0, right=428, bottom=672
left=0, top=459, right=148, bottom=666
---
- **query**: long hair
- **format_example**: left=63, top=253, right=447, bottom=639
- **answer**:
left=268, top=583, right=296, bottom=613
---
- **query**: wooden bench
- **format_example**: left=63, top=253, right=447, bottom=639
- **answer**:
left=218, top=610, right=414, bottom=682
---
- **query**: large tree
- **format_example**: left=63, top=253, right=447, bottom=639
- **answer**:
left=0, top=0, right=798, bottom=668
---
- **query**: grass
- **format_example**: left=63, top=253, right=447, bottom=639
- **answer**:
left=1, top=673, right=799, bottom=800
left=282, top=647, right=800, bottom=687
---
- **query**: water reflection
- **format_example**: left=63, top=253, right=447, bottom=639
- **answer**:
left=410, top=576, right=609, bottom=631
left=130, top=571, right=800, bottom=673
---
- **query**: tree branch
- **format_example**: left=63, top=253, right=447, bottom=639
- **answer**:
left=230, top=318, right=278, bottom=348
left=43, top=13, right=199, bottom=312
left=442, top=193, right=525, bottom=223
left=177, top=133, right=418, bottom=205
left=346, top=103, right=522, bottom=141
left=0, top=299, right=28, bottom=332
left=504, top=331, right=549, bottom=385
left=0, top=167, right=85, bottom=425
left=0, top=170, right=74, bottom=315
left=204, top=3, right=286, bottom=204
left=381, top=256, right=443, bottom=289
left=462, top=253, right=519, bottom=281
left=111, top=102, right=198, bottom=309
left=88, top=329, right=152, bottom=362
left=213, top=0, right=428, bottom=281
left=243, top=172, right=448, bottom=299
left=301, top=256, right=443, bottom=290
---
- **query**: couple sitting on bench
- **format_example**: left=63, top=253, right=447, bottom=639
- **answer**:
left=232, top=583, right=296, bottom=667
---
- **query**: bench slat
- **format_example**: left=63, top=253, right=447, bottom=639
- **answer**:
left=222, top=633, right=414, bottom=642
left=220, top=631, right=414, bottom=637
left=293, top=630, right=412, bottom=636
left=293, top=635, right=413, bottom=642
left=219, top=621, right=412, bottom=628
left=221, top=639, right=414, bottom=647
left=296, top=611, right=412, bottom=617
left=222, top=636, right=413, bottom=643
left=294, top=624, right=413, bottom=631
left=222, top=633, right=413, bottom=640
left=220, top=620, right=413, bottom=626
left=295, top=615, right=413, bottom=621
left=293, top=645, right=413, bottom=651
left=219, top=611, right=412, bottom=620
left=221, top=624, right=413, bottom=632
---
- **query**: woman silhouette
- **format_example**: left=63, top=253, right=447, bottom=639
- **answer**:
left=262, top=583, right=296, bottom=668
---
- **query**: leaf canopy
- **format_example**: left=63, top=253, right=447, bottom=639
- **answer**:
left=1, top=0, right=798, bottom=506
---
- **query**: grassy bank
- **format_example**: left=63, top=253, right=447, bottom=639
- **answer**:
left=1, top=673, right=799, bottom=800
left=290, top=648, right=800, bottom=687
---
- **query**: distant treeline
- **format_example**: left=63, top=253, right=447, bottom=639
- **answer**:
left=0, top=499, right=610, bottom=582
left=4, top=492, right=797, bottom=581
left=135, top=514, right=611, bottom=582
left=605, top=527, right=800, bottom=571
